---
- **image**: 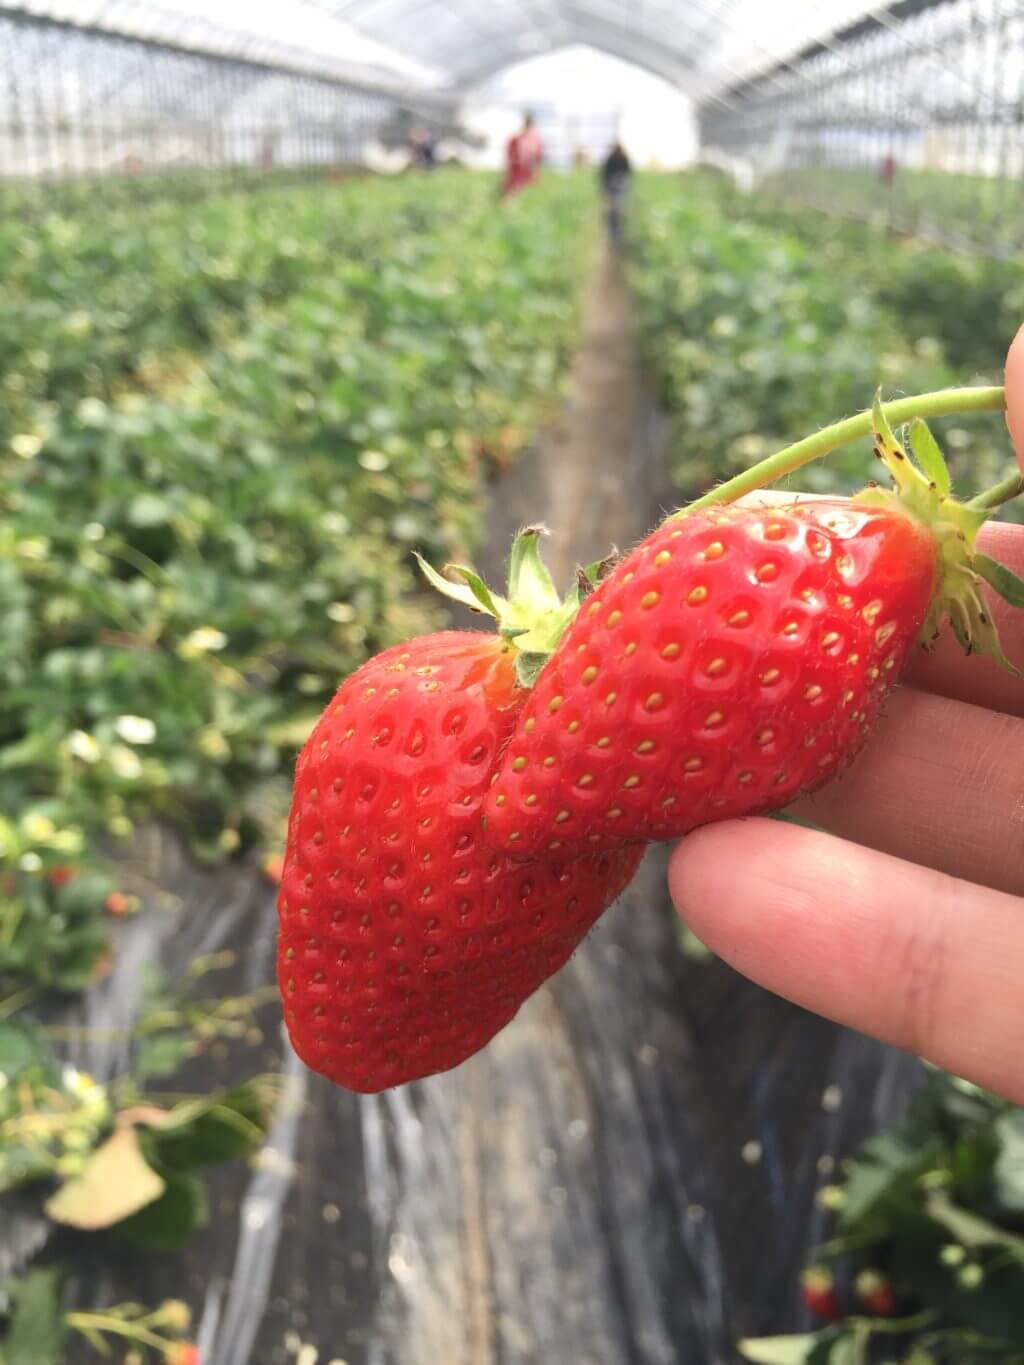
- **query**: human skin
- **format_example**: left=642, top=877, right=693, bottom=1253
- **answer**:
left=668, top=326, right=1024, bottom=1103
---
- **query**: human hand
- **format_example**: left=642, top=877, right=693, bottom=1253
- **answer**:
left=668, top=328, right=1024, bottom=1102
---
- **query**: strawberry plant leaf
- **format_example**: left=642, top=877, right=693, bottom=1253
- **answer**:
left=994, top=1113, right=1024, bottom=1211
left=0, top=1018, right=54, bottom=1080
left=414, top=553, right=498, bottom=617
left=839, top=1132, right=934, bottom=1227
left=445, top=564, right=508, bottom=618
left=975, top=553, right=1024, bottom=608
left=925, top=1192, right=1024, bottom=1257
left=506, top=526, right=559, bottom=609
left=738, top=1335, right=823, bottom=1363
left=136, top=1032, right=193, bottom=1081
left=113, top=1167, right=207, bottom=1252
left=44, top=1126, right=165, bottom=1229
left=0, top=1267, right=67, bottom=1365
left=908, top=418, right=952, bottom=494
left=148, top=1083, right=270, bottom=1169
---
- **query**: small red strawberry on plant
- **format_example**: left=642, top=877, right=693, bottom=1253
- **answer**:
left=801, top=1266, right=841, bottom=1322
left=48, top=865, right=79, bottom=886
left=262, top=852, right=285, bottom=885
left=855, top=1268, right=896, bottom=1316
left=165, top=1345, right=200, bottom=1365
left=105, top=891, right=138, bottom=916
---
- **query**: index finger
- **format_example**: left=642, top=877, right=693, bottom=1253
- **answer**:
left=669, top=820, right=1024, bottom=1104
left=1004, top=323, right=1024, bottom=473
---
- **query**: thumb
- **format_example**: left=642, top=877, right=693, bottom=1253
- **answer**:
left=1005, top=324, right=1024, bottom=473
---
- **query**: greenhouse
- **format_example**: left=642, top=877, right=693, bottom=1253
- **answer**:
left=2, top=1, right=1024, bottom=1362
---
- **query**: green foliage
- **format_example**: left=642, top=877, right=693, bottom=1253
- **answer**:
left=743, top=1072, right=1024, bottom=1363
left=629, top=174, right=1018, bottom=515
left=1, top=170, right=589, bottom=990
left=0, top=1268, right=67, bottom=1365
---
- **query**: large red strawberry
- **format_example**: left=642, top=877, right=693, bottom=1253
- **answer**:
left=482, top=406, right=1022, bottom=857
left=277, top=628, right=642, bottom=1093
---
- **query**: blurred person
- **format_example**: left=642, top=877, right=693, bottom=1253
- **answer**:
left=668, top=323, right=1024, bottom=1106
left=599, top=140, right=632, bottom=246
left=501, top=113, right=543, bottom=199
left=409, top=124, right=436, bottom=171
left=881, top=152, right=897, bottom=184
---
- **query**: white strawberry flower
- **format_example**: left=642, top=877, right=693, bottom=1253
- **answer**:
left=114, top=714, right=157, bottom=745
left=181, top=626, right=228, bottom=654
left=67, top=730, right=101, bottom=763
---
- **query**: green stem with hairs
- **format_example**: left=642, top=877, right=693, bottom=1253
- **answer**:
left=969, top=470, right=1024, bottom=512
left=671, top=385, right=1006, bottom=518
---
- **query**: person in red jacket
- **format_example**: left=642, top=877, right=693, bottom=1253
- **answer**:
left=502, top=113, right=543, bottom=198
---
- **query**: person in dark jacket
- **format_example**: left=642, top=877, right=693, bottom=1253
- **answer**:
left=599, top=141, right=632, bottom=245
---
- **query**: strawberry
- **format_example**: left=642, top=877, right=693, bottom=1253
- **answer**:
left=801, top=1267, right=841, bottom=1322
left=482, top=404, right=1023, bottom=856
left=278, top=621, right=642, bottom=1093
left=278, top=397, right=1023, bottom=1091
left=48, top=865, right=79, bottom=886
left=855, top=1269, right=896, bottom=1315
left=165, top=1345, right=200, bottom=1365
left=262, top=852, right=285, bottom=885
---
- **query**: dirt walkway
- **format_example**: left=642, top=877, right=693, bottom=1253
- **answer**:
left=480, top=243, right=665, bottom=587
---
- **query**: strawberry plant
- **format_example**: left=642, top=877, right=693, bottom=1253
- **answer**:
left=739, top=1072, right=1024, bottom=1364
left=628, top=175, right=1018, bottom=516
left=0, top=1267, right=199, bottom=1365
left=1, top=170, right=590, bottom=990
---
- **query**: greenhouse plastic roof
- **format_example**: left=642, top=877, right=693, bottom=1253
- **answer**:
left=2, top=0, right=927, bottom=102
left=310, top=0, right=901, bottom=99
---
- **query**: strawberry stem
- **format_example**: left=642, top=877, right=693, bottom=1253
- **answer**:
left=669, top=386, right=1006, bottom=518
left=968, top=471, right=1024, bottom=512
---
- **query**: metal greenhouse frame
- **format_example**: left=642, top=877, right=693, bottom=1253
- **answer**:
left=699, top=0, right=1024, bottom=254
left=0, top=2, right=459, bottom=207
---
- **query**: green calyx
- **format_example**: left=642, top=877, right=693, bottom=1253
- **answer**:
left=854, top=393, right=1024, bottom=673
left=415, top=526, right=608, bottom=686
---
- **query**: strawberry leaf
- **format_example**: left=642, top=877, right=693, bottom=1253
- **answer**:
left=414, top=554, right=498, bottom=618
left=738, top=1335, right=824, bottom=1363
left=444, top=564, right=508, bottom=617
left=506, top=525, right=560, bottom=610
left=0, top=1268, right=67, bottom=1365
left=44, top=1126, right=165, bottom=1229
left=908, top=419, right=951, bottom=495
left=975, top=553, right=1024, bottom=608
left=994, top=1112, right=1024, bottom=1211
left=925, top=1192, right=1024, bottom=1257
left=113, top=1166, right=207, bottom=1251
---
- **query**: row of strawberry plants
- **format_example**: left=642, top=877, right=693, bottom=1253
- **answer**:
left=0, top=178, right=454, bottom=451
left=1, top=171, right=591, bottom=1363
left=2, top=169, right=590, bottom=990
left=628, top=175, right=1024, bottom=1364
left=628, top=173, right=1017, bottom=513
